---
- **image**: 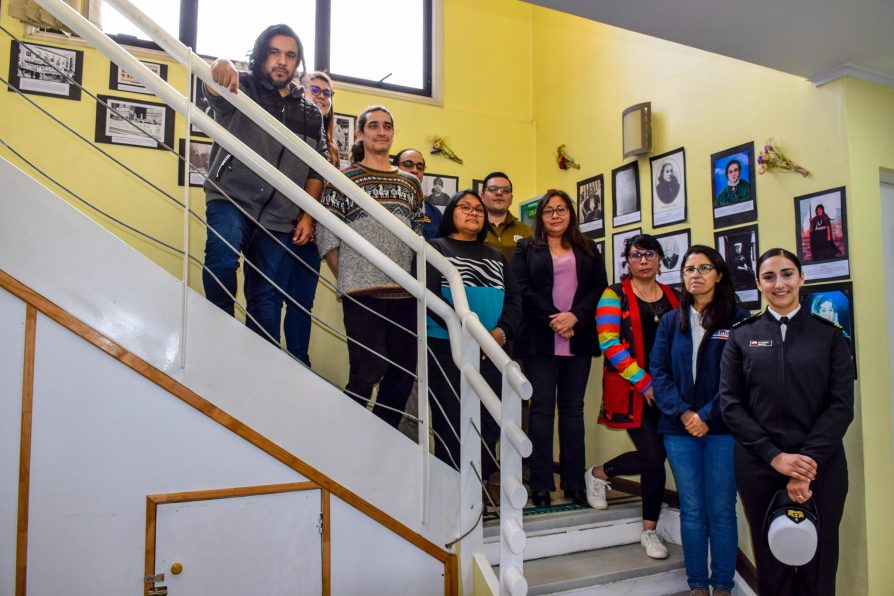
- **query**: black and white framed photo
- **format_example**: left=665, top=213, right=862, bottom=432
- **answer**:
left=611, top=227, right=642, bottom=283
left=794, top=186, right=850, bottom=282
left=577, top=173, right=605, bottom=239
left=612, top=161, right=641, bottom=227
left=422, top=173, right=458, bottom=210
left=109, top=60, right=168, bottom=95
left=715, top=224, right=760, bottom=310
left=594, top=240, right=606, bottom=272
left=333, top=113, right=356, bottom=169
left=711, top=141, right=757, bottom=228
left=8, top=41, right=84, bottom=100
left=95, top=94, right=175, bottom=150
left=800, top=281, right=856, bottom=375
left=650, top=147, right=687, bottom=228
left=177, top=138, right=212, bottom=187
left=190, top=75, right=212, bottom=137
left=655, top=228, right=691, bottom=288
left=472, top=179, right=484, bottom=196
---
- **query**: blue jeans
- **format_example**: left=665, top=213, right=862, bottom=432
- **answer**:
left=280, top=240, right=321, bottom=366
left=664, top=433, right=738, bottom=591
left=202, top=199, right=291, bottom=344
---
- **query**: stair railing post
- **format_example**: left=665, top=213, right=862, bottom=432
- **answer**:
left=417, top=243, right=430, bottom=525
left=458, top=314, right=484, bottom=593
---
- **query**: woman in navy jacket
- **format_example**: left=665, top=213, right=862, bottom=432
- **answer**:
left=512, top=189, right=608, bottom=507
left=650, top=245, right=750, bottom=596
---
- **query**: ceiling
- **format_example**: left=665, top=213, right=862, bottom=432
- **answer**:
left=524, top=0, right=894, bottom=88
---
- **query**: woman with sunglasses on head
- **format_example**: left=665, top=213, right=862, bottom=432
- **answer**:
left=650, top=246, right=750, bottom=596
left=720, top=248, right=854, bottom=596
left=422, top=190, right=521, bottom=477
left=511, top=190, right=607, bottom=507
left=584, top=234, right=679, bottom=559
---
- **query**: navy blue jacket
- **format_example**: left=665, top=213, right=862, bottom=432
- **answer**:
left=650, top=306, right=751, bottom=435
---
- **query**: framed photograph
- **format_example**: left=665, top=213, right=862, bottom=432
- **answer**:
left=109, top=60, right=168, bottom=95
left=577, top=173, right=605, bottom=240
left=594, top=240, right=606, bottom=272
left=711, top=141, right=757, bottom=228
left=611, top=227, right=642, bottom=283
left=333, top=113, right=356, bottom=169
left=794, top=186, right=850, bottom=282
left=715, top=224, right=760, bottom=310
left=650, top=147, right=687, bottom=228
left=190, top=75, right=212, bottom=137
left=519, top=195, right=543, bottom=226
left=655, top=228, right=691, bottom=288
left=177, top=138, right=212, bottom=187
left=800, top=281, right=856, bottom=375
left=612, top=161, right=641, bottom=227
left=95, top=94, right=175, bottom=150
left=472, top=179, right=484, bottom=195
left=8, top=41, right=84, bottom=100
left=422, top=173, right=458, bottom=210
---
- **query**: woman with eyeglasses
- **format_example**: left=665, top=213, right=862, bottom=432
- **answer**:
left=423, top=190, right=521, bottom=476
left=584, top=234, right=679, bottom=559
left=650, top=246, right=749, bottom=596
left=511, top=190, right=607, bottom=507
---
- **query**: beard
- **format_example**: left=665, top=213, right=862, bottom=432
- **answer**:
left=266, top=67, right=294, bottom=89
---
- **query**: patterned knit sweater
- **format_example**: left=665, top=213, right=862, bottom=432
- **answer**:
left=316, top=164, right=425, bottom=297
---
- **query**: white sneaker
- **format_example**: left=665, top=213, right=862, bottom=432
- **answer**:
left=584, top=466, right=610, bottom=509
left=640, top=530, right=669, bottom=559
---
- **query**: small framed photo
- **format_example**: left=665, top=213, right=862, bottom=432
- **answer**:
left=422, top=173, right=458, bottom=210
left=577, top=173, right=605, bottom=239
left=333, top=113, right=356, bottom=169
left=715, top=224, right=760, bottom=310
left=8, top=41, right=84, bottom=100
left=594, top=240, right=606, bottom=271
left=472, top=179, right=484, bottom=195
left=612, top=161, right=641, bottom=227
left=95, top=94, right=175, bottom=150
left=611, top=227, right=642, bottom=283
left=800, top=281, right=856, bottom=375
left=655, top=228, right=691, bottom=288
left=650, top=147, right=687, bottom=228
left=711, top=142, right=757, bottom=228
left=794, top=186, right=850, bottom=282
left=177, top=138, right=212, bottom=187
left=109, top=60, right=168, bottom=95
left=190, top=75, right=212, bottom=138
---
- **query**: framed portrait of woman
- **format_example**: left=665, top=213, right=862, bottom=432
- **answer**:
left=794, top=187, right=850, bottom=282
left=800, top=281, right=856, bottom=375
left=649, top=147, right=687, bottom=228
left=711, top=142, right=757, bottom=228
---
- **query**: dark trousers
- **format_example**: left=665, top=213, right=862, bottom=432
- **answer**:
left=524, top=355, right=591, bottom=492
left=736, top=446, right=848, bottom=596
left=342, top=296, right=417, bottom=429
left=427, top=339, right=500, bottom=481
left=602, top=402, right=667, bottom=522
left=280, top=240, right=321, bottom=366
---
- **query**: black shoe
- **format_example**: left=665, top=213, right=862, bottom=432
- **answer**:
left=531, top=490, right=551, bottom=508
left=564, top=488, right=588, bottom=507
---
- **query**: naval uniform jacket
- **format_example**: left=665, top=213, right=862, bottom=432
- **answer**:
left=719, top=308, right=854, bottom=468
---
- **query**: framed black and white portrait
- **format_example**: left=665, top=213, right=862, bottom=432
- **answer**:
left=715, top=224, right=760, bottom=310
left=611, top=227, right=642, bottom=283
left=594, top=240, right=606, bottom=273
left=8, top=41, right=84, bottom=100
left=794, top=187, right=850, bottom=282
left=422, top=173, right=458, bottom=209
left=711, top=142, right=757, bottom=228
left=612, top=161, right=641, bottom=227
left=472, top=179, right=484, bottom=196
left=800, top=281, right=856, bottom=375
left=655, top=228, right=691, bottom=288
left=649, top=147, right=687, bottom=228
left=177, top=138, right=212, bottom=187
left=109, top=60, right=168, bottom=95
left=189, top=75, right=213, bottom=138
left=95, top=95, right=175, bottom=150
left=577, top=173, right=605, bottom=239
left=333, top=113, right=356, bottom=169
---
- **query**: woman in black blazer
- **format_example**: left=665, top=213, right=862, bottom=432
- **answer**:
left=512, top=190, right=608, bottom=507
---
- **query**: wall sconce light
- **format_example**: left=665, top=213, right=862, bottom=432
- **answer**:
left=622, top=102, right=652, bottom=158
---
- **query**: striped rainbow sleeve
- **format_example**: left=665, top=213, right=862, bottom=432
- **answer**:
left=596, top=288, right=652, bottom=393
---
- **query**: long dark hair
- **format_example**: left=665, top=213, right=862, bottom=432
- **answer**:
left=530, top=189, right=593, bottom=255
left=350, top=105, right=392, bottom=163
left=756, top=247, right=802, bottom=276
left=305, top=71, right=339, bottom=167
left=438, top=190, right=489, bottom=242
left=249, top=24, right=305, bottom=80
left=677, top=245, right=738, bottom=333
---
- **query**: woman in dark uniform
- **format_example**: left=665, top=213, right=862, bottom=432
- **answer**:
left=720, top=248, right=854, bottom=596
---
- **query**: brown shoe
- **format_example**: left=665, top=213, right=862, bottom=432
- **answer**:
left=690, top=589, right=709, bottom=596
left=712, top=590, right=732, bottom=596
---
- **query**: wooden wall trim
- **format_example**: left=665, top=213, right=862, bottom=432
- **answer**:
left=15, top=305, right=36, bottom=596
left=0, top=269, right=456, bottom=582
left=322, top=490, right=331, bottom=596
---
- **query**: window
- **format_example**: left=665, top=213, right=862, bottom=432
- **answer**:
left=98, top=0, right=433, bottom=97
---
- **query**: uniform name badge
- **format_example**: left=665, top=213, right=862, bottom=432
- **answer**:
left=749, top=339, right=773, bottom=347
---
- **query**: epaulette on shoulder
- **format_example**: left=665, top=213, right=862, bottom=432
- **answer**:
left=732, top=312, right=762, bottom=329
left=810, top=313, right=844, bottom=330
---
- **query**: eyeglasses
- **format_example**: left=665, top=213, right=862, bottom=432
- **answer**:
left=682, top=264, right=716, bottom=276
left=542, top=206, right=569, bottom=217
left=308, top=85, right=334, bottom=98
left=628, top=250, right=658, bottom=262
left=456, top=202, right=485, bottom=216
left=485, top=185, right=512, bottom=194
left=398, top=159, right=425, bottom=172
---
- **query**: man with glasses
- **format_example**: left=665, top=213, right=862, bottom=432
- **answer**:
left=393, top=148, right=441, bottom=240
left=480, top=171, right=531, bottom=260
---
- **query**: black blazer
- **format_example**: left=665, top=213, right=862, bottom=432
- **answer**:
left=511, top=238, right=608, bottom=358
